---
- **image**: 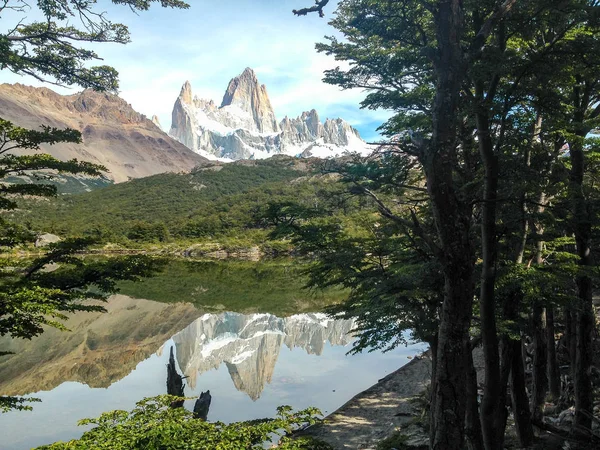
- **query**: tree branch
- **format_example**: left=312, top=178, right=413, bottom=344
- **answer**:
left=469, top=0, right=517, bottom=59
left=293, top=0, right=330, bottom=17
left=352, top=182, right=442, bottom=258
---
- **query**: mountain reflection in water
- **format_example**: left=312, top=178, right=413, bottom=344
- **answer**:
left=172, top=312, right=356, bottom=400
left=0, top=301, right=424, bottom=450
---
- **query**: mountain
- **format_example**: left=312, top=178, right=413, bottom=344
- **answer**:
left=169, top=68, right=370, bottom=160
left=0, top=83, right=208, bottom=182
left=172, top=312, right=355, bottom=400
left=221, top=68, right=279, bottom=133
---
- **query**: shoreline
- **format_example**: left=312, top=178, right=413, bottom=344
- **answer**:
left=303, top=351, right=432, bottom=449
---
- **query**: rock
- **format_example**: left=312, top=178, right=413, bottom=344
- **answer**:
left=168, top=69, right=371, bottom=160
left=221, top=68, right=279, bottom=133
left=180, top=80, right=193, bottom=105
left=151, top=115, right=162, bottom=130
left=401, top=423, right=430, bottom=448
left=172, top=312, right=355, bottom=401
left=35, top=233, right=61, bottom=247
left=0, top=83, right=207, bottom=183
left=558, top=406, right=575, bottom=426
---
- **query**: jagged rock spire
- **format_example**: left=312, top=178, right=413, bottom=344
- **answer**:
left=151, top=115, right=162, bottom=130
left=220, top=68, right=279, bottom=133
left=168, top=68, right=369, bottom=160
left=179, top=80, right=193, bottom=105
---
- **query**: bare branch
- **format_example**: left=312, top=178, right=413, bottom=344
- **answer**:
left=293, top=0, right=330, bottom=17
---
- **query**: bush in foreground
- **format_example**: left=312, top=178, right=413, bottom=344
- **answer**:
left=36, top=396, right=331, bottom=450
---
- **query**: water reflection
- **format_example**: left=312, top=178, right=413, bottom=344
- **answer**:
left=0, top=303, right=424, bottom=450
left=172, top=312, right=355, bottom=400
left=0, top=294, right=201, bottom=397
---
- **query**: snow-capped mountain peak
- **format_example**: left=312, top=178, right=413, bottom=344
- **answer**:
left=169, top=69, right=372, bottom=161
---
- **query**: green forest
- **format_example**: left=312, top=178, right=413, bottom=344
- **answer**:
left=2, top=0, right=600, bottom=450
left=10, top=157, right=335, bottom=248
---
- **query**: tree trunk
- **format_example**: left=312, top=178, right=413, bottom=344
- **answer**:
left=530, top=301, right=547, bottom=422
left=574, top=295, right=594, bottom=432
left=167, top=346, right=185, bottom=408
left=511, top=337, right=534, bottom=447
left=430, top=274, right=475, bottom=450
left=466, top=342, right=484, bottom=450
left=569, top=81, right=594, bottom=432
left=476, top=104, right=502, bottom=450
left=498, top=112, right=536, bottom=448
left=565, top=306, right=576, bottom=373
left=496, top=337, right=511, bottom=449
left=426, top=2, right=474, bottom=449
left=429, top=334, right=439, bottom=447
left=531, top=193, right=548, bottom=422
left=546, top=306, right=561, bottom=401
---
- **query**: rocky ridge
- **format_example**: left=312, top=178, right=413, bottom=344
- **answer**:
left=169, top=68, right=370, bottom=160
left=0, top=83, right=207, bottom=182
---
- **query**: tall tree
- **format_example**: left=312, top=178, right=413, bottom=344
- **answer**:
left=527, top=8, right=600, bottom=431
left=296, top=0, right=599, bottom=447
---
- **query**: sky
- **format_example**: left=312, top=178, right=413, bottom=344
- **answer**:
left=0, top=0, right=393, bottom=142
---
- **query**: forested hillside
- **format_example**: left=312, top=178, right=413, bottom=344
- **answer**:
left=11, top=157, right=348, bottom=246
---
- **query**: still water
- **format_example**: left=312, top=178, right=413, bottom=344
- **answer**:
left=0, top=261, right=424, bottom=449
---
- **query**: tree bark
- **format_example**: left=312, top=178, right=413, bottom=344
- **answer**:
left=569, top=78, right=594, bottom=432
left=465, top=343, right=484, bottom=450
left=570, top=146, right=594, bottom=431
left=530, top=301, right=547, bottom=422
left=565, top=306, right=577, bottom=374
left=546, top=306, right=561, bottom=401
left=498, top=111, right=537, bottom=449
left=167, top=346, right=185, bottom=408
left=511, top=336, right=534, bottom=446
left=425, top=2, right=474, bottom=449
left=476, top=99, right=502, bottom=450
left=530, top=191, right=548, bottom=422
left=429, top=334, right=439, bottom=447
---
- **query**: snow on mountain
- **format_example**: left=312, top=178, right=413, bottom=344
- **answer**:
left=169, top=68, right=373, bottom=161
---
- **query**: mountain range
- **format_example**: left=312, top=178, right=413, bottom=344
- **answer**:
left=0, top=69, right=370, bottom=184
left=0, top=83, right=207, bottom=183
left=0, top=301, right=355, bottom=403
left=169, top=68, right=370, bottom=161
left=0, top=295, right=201, bottom=395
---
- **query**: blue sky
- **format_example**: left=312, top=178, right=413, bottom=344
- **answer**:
left=0, top=1, right=393, bottom=142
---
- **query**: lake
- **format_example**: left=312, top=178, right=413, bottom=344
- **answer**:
left=0, top=259, right=425, bottom=449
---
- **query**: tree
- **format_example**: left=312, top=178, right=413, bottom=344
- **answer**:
left=295, top=0, right=600, bottom=448
left=304, top=2, right=518, bottom=448
left=1, top=0, right=189, bottom=91
left=269, top=154, right=442, bottom=354
left=35, top=396, right=328, bottom=449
